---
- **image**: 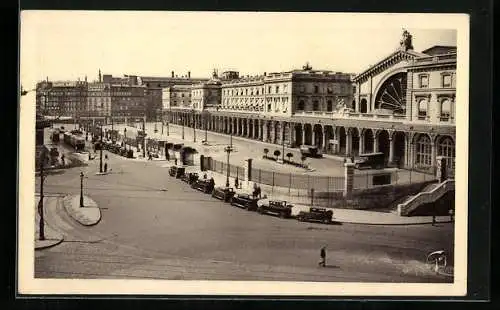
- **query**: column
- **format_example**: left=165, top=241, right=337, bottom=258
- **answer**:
left=301, top=124, right=305, bottom=146
left=389, top=136, right=395, bottom=164
left=263, top=121, right=268, bottom=142
left=373, top=131, right=379, bottom=153
left=359, top=131, right=364, bottom=154
left=343, top=162, right=355, bottom=198
left=311, top=126, right=316, bottom=147
left=290, top=123, right=296, bottom=146
left=258, top=120, right=263, bottom=140
left=431, top=137, right=437, bottom=168
left=345, top=129, right=352, bottom=156
left=322, top=126, right=327, bottom=152
left=247, top=120, right=251, bottom=137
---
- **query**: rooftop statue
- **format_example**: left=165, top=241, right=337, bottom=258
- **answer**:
left=400, top=29, right=414, bottom=51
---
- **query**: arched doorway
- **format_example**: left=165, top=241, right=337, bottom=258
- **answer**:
left=393, top=131, right=406, bottom=167
left=324, top=125, right=334, bottom=154
left=295, top=124, right=303, bottom=146
left=313, top=124, right=323, bottom=148
left=363, top=128, right=374, bottom=153
left=437, top=135, right=455, bottom=175
left=350, top=128, right=360, bottom=156
left=414, top=133, right=432, bottom=169
left=338, top=127, right=346, bottom=155
left=360, top=99, right=368, bottom=113
left=304, top=124, right=313, bottom=145
left=377, top=130, right=390, bottom=162
left=374, top=72, right=408, bottom=115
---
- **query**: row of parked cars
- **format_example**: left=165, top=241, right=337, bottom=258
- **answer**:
left=96, top=140, right=134, bottom=158
left=168, top=165, right=335, bottom=224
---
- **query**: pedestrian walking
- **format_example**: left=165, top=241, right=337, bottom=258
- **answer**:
left=61, top=154, right=65, bottom=167
left=104, top=162, right=108, bottom=173
left=174, top=158, right=178, bottom=166
left=234, top=177, right=239, bottom=189
left=318, top=246, right=327, bottom=267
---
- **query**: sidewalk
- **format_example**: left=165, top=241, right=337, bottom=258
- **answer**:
left=62, top=194, right=101, bottom=226
left=35, top=196, right=64, bottom=250
left=160, top=162, right=453, bottom=225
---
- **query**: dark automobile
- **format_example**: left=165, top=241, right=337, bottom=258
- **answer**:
left=211, top=186, right=235, bottom=202
left=257, top=200, right=293, bottom=218
left=296, top=207, right=333, bottom=224
left=354, top=152, right=386, bottom=170
left=230, top=193, right=259, bottom=211
left=191, top=178, right=215, bottom=194
left=169, top=166, right=185, bottom=178
left=181, top=172, right=199, bottom=184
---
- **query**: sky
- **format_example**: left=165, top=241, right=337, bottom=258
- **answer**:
left=20, top=11, right=464, bottom=90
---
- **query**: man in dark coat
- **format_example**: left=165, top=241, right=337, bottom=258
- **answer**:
left=319, top=246, right=327, bottom=267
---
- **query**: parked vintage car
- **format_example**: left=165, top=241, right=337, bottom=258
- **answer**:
left=191, top=178, right=215, bottom=194
left=296, top=207, right=333, bottom=224
left=257, top=199, right=293, bottom=218
left=211, top=186, right=235, bottom=202
left=169, top=166, right=185, bottom=178
left=230, top=193, right=260, bottom=211
left=181, top=172, right=199, bottom=184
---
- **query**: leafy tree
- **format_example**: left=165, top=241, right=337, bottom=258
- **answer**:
left=274, top=150, right=281, bottom=160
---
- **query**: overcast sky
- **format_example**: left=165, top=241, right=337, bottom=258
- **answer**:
left=20, top=11, right=464, bottom=89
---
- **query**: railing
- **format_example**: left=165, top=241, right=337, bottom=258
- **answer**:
left=397, top=179, right=455, bottom=216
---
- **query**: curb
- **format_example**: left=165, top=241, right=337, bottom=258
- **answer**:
left=333, top=219, right=454, bottom=226
left=35, top=236, right=64, bottom=250
left=62, top=195, right=102, bottom=226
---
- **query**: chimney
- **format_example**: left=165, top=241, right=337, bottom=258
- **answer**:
left=188, top=71, right=191, bottom=78
left=171, top=71, right=174, bottom=78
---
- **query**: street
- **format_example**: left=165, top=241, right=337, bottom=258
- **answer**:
left=35, top=148, right=454, bottom=282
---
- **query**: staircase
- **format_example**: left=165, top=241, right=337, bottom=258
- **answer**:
left=397, top=179, right=455, bottom=216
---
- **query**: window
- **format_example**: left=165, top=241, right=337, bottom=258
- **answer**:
left=327, top=86, right=333, bottom=94
left=418, top=99, right=427, bottom=119
left=438, top=136, right=455, bottom=171
left=440, top=99, right=451, bottom=121
left=298, top=100, right=305, bottom=110
left=256, top=89, right=259, bottom=95
left=313, top=100, right=319, bottom=111
left=268, top=86, right=272, bottom=93
left=275, top=86, right=279, bottom=93
left=327, top=100, right=333, bottom=111
left=245, top=89, right=248, bottom=95
left=267, top=103, right=271, bottom=112
left=419, top=75, right=429, bottom=88
left=442, top=74, right=452, bottom=88
left=314, top=85, right=319, bottom=93
left=416, top=135, right=432, bottom=167
left=299, top=85, right=305, bottom=93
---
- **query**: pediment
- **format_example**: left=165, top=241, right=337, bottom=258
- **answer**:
left=353, top=49, right=426, bottom=83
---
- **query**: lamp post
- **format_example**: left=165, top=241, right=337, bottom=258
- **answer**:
left=99, top=126, right=104, bottom=173
left=38, top=151, right=46, bottom=241
left=281, top=125, right=285, bottom=163
left=142, top=114, right=146, bottom=158
left=124, top=127, right=127, bottom=150
left=224, top=145, right=233, bottom=188
left=204, top=111, right=208, bottom=142
left=167, top=106, right=171, bottom=136
left=181, top=114, right=185, bottom=140
left=192, top=109, right=196, bottom=143
left=79, top=172, right=85, bottom=208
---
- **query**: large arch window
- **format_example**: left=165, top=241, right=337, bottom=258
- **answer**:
left=416, top=135, right=432, bottom=167
left=440, top=98, right=451, bottom=121
left=374, top=72, right=407, bottom=114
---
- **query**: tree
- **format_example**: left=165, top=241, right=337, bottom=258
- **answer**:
left=286, top=152, right=293, bottom=162
left=274, top=150, right=281, bottom=160
left=263, top=148, right=269, bottom=158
